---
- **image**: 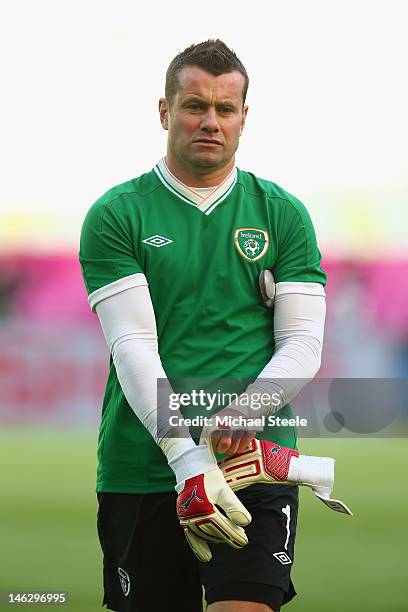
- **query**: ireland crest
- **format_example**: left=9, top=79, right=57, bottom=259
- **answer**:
left=234, top=228, right=269, bottom=262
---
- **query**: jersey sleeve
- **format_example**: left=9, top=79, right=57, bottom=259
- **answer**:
left=79, top=196, right=146, bottom=311
left=273, top=196, right=326, bottom=286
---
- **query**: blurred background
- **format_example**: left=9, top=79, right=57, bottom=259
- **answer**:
left=0, top=1, right=407, bottom=610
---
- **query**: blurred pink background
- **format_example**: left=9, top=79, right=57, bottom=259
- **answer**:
left=1, top=254, right=407, bottom=424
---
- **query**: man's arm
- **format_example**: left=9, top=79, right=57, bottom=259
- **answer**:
left=248, top=280, right=326, bottom=409
left=205, top=281, right=326, bottom=455
left=95, top=284, right=252, bottom=562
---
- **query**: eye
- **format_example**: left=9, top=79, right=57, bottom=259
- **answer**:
left=187, top=102, right=202, bottom=111
left=219, top=106, right=234, bottom=114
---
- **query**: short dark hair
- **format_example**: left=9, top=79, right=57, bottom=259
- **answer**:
left=165, top=39, right=249, bottom=105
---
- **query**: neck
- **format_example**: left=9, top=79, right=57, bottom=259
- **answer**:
left=165, top=154, right=235, bottom=187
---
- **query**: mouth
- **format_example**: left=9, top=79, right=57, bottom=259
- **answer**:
left=193, top=139, right=222, bottom=146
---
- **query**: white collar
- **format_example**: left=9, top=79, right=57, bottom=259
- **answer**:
left=154, top=157, right=237, bottom=215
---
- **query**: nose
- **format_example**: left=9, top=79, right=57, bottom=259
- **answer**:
left=200, top=107, right=220, bottom=132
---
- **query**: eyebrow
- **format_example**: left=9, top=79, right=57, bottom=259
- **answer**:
left=181, top=95, right=238, bottom=108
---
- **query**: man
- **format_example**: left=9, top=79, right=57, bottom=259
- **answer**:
left=79, top=40, right=326, bottom=612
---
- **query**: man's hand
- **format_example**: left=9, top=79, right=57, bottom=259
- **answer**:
left=218, top=438, right=353, bottom=515
left=176, top=466, right=252, bottom=562
left=199, top=407, right=260, bottom=455
left=210, top=429, right=255, bottom=455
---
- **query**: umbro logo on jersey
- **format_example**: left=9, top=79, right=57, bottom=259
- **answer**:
left=118, top=567, right=131, bottom=596
left=273, top=551, right=292, bottom=565
left=234, top=228, right=269, bottom=262
left=142, top=235, right=173, bottom=248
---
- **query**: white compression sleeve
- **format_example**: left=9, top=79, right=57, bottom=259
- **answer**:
left=247, top=282, right=326, bottom=414
left=95, top=283, right=216, bottom=483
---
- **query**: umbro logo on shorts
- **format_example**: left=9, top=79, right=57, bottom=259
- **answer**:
left=273, top=551, right=292, bottom=565
left=118, top=567, right=131, bottom=596
left=142, top=235, right=173, bottom=248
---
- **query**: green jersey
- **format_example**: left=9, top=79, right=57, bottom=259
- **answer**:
left=79, top=160, right=326, bottom=493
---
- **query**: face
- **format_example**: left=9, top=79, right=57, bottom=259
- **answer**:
left=159, top=66, right=248, bottom=177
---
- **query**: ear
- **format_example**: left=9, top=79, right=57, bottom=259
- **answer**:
left=239, top=104, right=249, bottom=136
left=239, top=105, right=248, bottom=136
left=159, top=98, right=169, bottom=130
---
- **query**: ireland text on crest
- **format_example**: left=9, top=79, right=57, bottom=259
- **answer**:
left=234, top=228, right=270, bottom=262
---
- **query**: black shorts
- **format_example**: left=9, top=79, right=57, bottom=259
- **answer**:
left=97, top=484, right=298, bottom=612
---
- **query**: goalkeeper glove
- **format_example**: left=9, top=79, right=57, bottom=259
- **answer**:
left=218, top=438, right=353, bottom=516
left=170, top=443, right=252, bottom=562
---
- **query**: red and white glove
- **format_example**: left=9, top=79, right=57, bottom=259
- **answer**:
left=176, top=465, right=252, bottom=562
left=218, top=439, right=353, bottom=516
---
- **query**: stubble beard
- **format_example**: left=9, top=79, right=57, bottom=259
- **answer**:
left=178, top=142, right=238, bottom=177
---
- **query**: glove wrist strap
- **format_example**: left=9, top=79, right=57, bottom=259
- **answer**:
left=164, top=442, right=217, bottom=490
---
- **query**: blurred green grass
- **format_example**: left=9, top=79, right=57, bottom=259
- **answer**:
left=0, top=429, right=101, bottom=612
left=0, top=430, right=407, bottom=611
left=289, top=438, right=408, bottom=612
